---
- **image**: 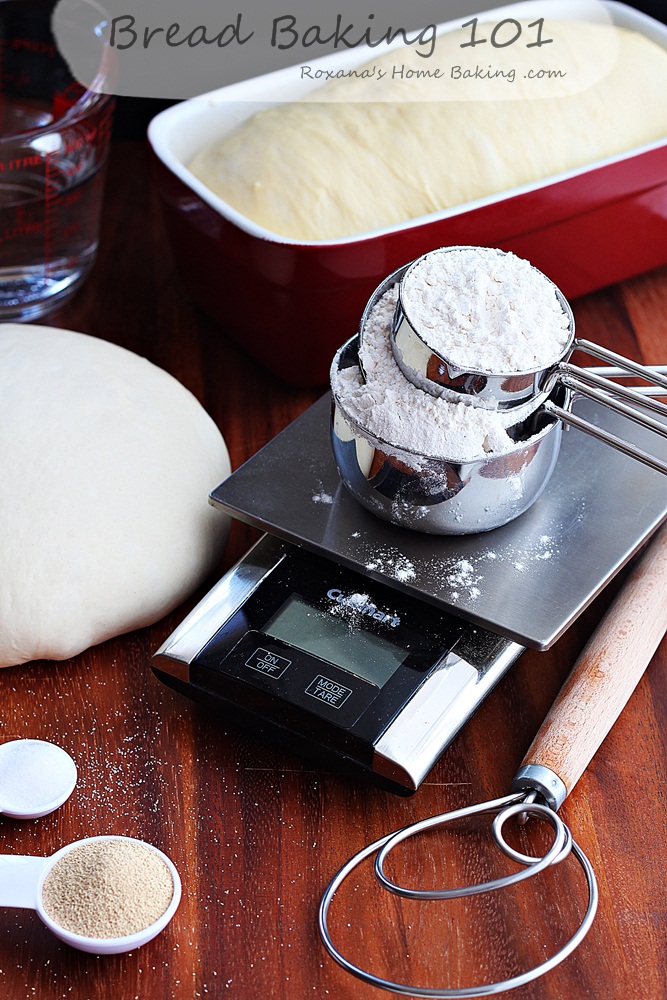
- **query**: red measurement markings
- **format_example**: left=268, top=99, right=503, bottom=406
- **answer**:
left=0, top=155, right=42, bottom=171
left=9, top=38, right=57, bottom=58
left=62, top=127, right=103, bottom=155
left=0, top=217, right=44, bottom=244
left=44, top=148, right=54, bottom=278
left=0, top=221, right=44, bottom=246
left=57, top=189, right=82, bottom=208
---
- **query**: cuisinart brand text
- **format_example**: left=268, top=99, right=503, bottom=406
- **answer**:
left=326, top=588, right=401, bottom=627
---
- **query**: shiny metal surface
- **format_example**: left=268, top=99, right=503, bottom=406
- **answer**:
left=332, top=335, right=563, bottom=535
left=210, top=393, right=667, bottom=650
left=393, top=247, right=572, bottom=409
left=352, top=255, right=667, bottom=535
left=392, top=247, right=667, bottom=411
left=510, top=764, right=568, bottom=811
left=545, top=386, right=667, bottom=476
left=373, top=635, right=523, bottom=791
left=319, top=791, right=598, bottom=998
left=153, top=534, right=289, bottom=681
left=389, top=248, right=667, bottom=474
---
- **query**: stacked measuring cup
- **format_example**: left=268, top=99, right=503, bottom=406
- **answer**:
left=331, top=247, right=667, bottom=534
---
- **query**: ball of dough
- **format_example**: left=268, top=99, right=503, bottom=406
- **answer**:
left=0, top=325, right=231, bottom=668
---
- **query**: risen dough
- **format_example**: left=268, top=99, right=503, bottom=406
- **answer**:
left=0, top=325, right=231, bottom=668
left=189, top=20, right=667, bottom=240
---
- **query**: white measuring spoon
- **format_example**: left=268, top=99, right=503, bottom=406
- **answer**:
left=0, top=835, right=181, bottom=954
left=0, top=740, right=77, bottom=819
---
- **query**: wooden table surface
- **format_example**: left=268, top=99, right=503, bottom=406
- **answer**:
left=1, top=141, right=667, bottom=1000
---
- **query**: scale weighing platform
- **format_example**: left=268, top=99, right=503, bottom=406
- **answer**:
left=153, top=394, right=667, bottom=794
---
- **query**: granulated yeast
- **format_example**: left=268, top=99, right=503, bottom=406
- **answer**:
left=42, top=839, right=174, bottom=938
left=401, top=248, right=570, bottom=374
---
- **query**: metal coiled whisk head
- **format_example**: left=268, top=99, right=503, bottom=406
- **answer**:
left=319, top=791, right=598, bottom=998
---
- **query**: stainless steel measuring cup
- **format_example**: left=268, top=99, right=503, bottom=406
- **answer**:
left=392, top=247, right=667, bottom=420
left=332, top=335, right=565, bottom=535
left=335, top=253, right=667, bottom=534
left=0, top=835, right=181, bottom=954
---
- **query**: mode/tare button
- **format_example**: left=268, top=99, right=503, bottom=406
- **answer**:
left=305, top=674, right=353, bottom=709
left=245, top=647, right=291, bottom=679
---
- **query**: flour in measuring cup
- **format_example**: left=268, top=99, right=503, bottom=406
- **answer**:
left=401, top=248, right=570, bottom=374
left=332, top=285, right=541, bottom=462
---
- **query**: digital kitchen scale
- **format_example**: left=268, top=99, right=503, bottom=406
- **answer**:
left=153, top=394, right=667, bottom=794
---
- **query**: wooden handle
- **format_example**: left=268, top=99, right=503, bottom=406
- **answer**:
left=521, top=523, right=667, bottom=798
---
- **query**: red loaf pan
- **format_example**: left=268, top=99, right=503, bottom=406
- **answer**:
left=148, top=1, right=667, bottom=387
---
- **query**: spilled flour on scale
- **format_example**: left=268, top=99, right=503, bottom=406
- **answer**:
left=433, top=533, right=560, bottom=602
left=328, top=591, right=401, bottom=633
left=312, top=484, right=335, bottom=504
left=362, top=546, right=416, bottom=583
left=444, top=558, right=482, bottom=602
left=346, top=530, right=560, bottom=602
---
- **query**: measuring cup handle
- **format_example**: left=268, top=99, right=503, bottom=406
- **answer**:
left=573, top=339, right=667, bottom=392
left=513, top=524, right=667, bottom=804
left=553, top=344, right=667, bottom=475
left=543, top=397, right=667, bottom=477
left=0, top=855, right=49, bottom=909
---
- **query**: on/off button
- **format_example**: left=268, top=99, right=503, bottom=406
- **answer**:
left=245, top=647, right=291, bottom=679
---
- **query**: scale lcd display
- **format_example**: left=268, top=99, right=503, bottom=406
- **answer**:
left=263, top=595, right=408, bottom=689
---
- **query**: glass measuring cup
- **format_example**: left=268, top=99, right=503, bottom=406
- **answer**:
left=0, top=835, right=181, bottom=954
left=0, top=0, right=114, bottom=320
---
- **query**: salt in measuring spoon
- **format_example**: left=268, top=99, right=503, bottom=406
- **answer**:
left=0, top=740, right=77, bottom=820
left=0, top=834, right=181, bottom=954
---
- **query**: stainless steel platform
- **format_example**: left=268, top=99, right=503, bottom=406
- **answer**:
left=211, top=394, right=667, bottom=650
